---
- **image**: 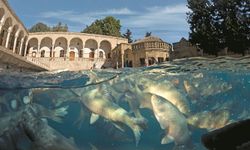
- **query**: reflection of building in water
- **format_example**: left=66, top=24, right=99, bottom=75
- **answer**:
left=172, top=38, right=203, bottom=59
left=112, top=36, right=171, bottom=68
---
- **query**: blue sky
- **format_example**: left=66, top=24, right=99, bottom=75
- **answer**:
left=8, top=0, right=190, bottom=43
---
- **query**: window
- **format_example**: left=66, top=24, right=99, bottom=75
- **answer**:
left=158, top=57, right=164, bottom=63
left=79, top=50, right=83, bottom=58
left=99, top=51, right=104, bottom=58
left=41, top=50, right=45, bottom=57
left=108, top=53, right=111, bottom=59
left=60, top=50, right=64, bottom=57
left=32, top=52, right=36, bottom=58
left=89, top=52, right=94, bottom=58
left=140, top=58, right=145, bottom=66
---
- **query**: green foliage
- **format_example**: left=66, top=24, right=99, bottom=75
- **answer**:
left=29, top=22, right=51, bottom=32
left=187, top=0, right=250, bottom=55
left=52, top=22, right=68, bottom=32
left=82, top=16, right=122, bottom=37
left=123, top=29, right=133, bottom=43
left=29, top=22, right=69, bottom=33
left=145, top=32, right=152, bottom=37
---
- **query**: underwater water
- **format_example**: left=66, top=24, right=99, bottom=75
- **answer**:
left=0, top=56, right=250, bottom=150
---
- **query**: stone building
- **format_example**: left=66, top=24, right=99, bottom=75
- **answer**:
left=172, top=37, right=203, bottom=59
left=112, top=36, right=171, bottom=68
left=0, top=0, right=173, bottom=71
left=111, top=43, right=132, bottom=68
left=0, top=0, right=128, bottom=71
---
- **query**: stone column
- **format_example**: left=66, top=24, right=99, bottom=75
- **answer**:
left=0, top=23, right=3, bottom=34
left=121, top=50, right=124, bottom=68
left=0, top=15, right=6, bottom=33
left=5, top=27, right=12, bottom=48
left=13, top=35, right=18, bottom=53
left=66, top=45, right=70, bottom=59
left=51, top=41, right=55, bottom=59
left=19, top=38, right=24, bottom=55
left=37, top=44, right=40, bottom=53
left=24, top=40, right=29, bottom=56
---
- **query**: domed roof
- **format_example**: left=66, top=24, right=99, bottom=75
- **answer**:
left=133, top=36, right=164, bottom=44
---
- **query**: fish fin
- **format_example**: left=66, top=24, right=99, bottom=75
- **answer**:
left=74, top=106, right=86, bottom=129
left=41, top=118, right=48, bottom=124
left=131, top=118, right=148, bottom=146
left=51, top=105, right=69, bottom=123
left=54, top=105, right=69, bottom=117
left=112, top=123, right=125, bottom=132
left=132, top=125, right=141, bottom=147
left=139, top=93, right=153, bottom=109
left=90, top=113, right=99, bottom=124
left=161, top=135, right=174, bottom=144
left=89, top=143, right=98, bottom=150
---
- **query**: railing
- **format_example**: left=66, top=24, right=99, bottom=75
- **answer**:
left=25, top=57, right=107, bottom=70
left=25, top=57, right=51, bottom=70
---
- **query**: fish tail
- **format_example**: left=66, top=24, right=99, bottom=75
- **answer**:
left=51, top=105, right=69, bottom=123
left=131, top=117, right=148, bottom=146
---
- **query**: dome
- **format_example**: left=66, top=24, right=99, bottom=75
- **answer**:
left=133, top=36, right=164, bottom=44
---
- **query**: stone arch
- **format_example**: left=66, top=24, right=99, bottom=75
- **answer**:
left=69, top=38, right=83, bottom=58
left=9, top=24, right=18, bottom=50
left=21, top=36, right=28, bottom=56
left=0, top=17, right=12, bottom=46
left=15, top=31, right=24, bottom=54
left=40, top=37, right=52, bottom=57
left=54, top=37, right=67, bottom=58
left=27, top=38, right=38, bottom=57
left=100, top=40, right=112, bottom=59
left=0, top=8, right=4, bottom=22
left=85, top=39, right=98, bottom=50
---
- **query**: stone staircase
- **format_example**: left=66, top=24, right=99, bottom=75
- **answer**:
left=0, top=46, right=49, bottom=71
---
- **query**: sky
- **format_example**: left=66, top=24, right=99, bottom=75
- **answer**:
left=8, top=0, right=190, bottom=43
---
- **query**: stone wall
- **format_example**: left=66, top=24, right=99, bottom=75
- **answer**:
left=27, top=57, right=106, bottom=71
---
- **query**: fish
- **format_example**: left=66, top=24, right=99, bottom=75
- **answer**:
left=136, top=77, right=191, bottom=115
left=187, top=109, right=231, bottom=131
left=192, top=77, right=232, bottom=97
left=151, top=95, right=192, bottom=148
left=183, top=80, right=201, bottom=103
left=0, top=104, right=79, bottom=150
left=92, top=118, right=132, bottom=143
left=72, top=85, right=147, bottom=146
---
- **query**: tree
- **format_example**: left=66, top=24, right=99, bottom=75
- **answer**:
left=29, top=22, right=51, bottom=32
left=82, top=16, right=122, bottom=37
left=213, top=0, right=249, bottom=55
left=123, top=29, right=133, bottom=43
left=187, top=0, right=250, bottom=55
left=82, top=20, right=103, bottom=35
left=52, top=22, right=68, bottom=32
left=145, top=32, right=152, bottom=37
left=187, top=0, right=221, bottom=55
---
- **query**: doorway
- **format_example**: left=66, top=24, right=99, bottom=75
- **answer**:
left=69, top=51, right=75, bottom=61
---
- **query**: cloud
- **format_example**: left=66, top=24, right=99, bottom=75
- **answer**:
left=40, top=8, right=136, bottom=25
left=123, top=4, right=189, bottom=30
left=95, top=8, right=136, bottom=15
left=38, top=3, right=190, bottom=42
